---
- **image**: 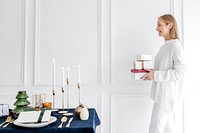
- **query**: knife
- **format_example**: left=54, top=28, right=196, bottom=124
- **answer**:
left=66, top=117, right=73, bottom=128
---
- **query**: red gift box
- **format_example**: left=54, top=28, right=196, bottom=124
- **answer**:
left=131, top=69, right=149, bottom=73
left=131, top=69, right=149, bottom=80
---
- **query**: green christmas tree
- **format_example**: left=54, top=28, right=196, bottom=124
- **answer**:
left=12, top=91, right=30, bottom=113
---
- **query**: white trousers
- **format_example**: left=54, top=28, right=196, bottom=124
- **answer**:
left=149, top=103, right=175, bottom=133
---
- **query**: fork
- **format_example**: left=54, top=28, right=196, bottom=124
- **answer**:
left=2, top=119, right=14, bottom=128
left=0, top=116, right=11, bottom=127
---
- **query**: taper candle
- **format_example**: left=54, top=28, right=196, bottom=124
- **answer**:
left=62, top=66, right=65, bottom=110
left=78, top=65, right=81, bottom=105
left=78, top=65, right=81, bottom=84
left=62, top=67, right=65, bottom=88
left=67, top=67, right=70, bottom=84
left=67, top=67, right=70, bottom=111
left=53, top=58, right=56, bottom=91
left=52, top=58, right=56, bottom=110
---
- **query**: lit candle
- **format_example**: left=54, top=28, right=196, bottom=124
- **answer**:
left=78, top=65, right=81, bottom=85
left=67, top=67, right=70, bottom=84
left=67, top=67, right=70, bottom=111
left=62, top=67, right=65, bottom=88
left=53, top=58, right=56, bottom=91
left=62, top=66, right=65, bottom=110
left=77, top=65, right=81, bottom=105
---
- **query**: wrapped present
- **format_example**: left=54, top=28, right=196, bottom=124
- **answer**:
left=136, top=54, right=152, bottom=61
left=134, top=60, right=153, bottom=69
left=131, top=69, right=149, bottom=80
left=134, top=61, right=143, bottom=69
left=0, top=104, right=9, bottom=117
left=131, top=54, right=153, bottom=80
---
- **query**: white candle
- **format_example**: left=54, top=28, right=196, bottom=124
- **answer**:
left=78, top=65, right=81, bottom=84
left=53, top=58, right=56, bottom=91
left=62, top=67, right=65, bottom=88
left=66, top=67, right=70, bottom=111
left=67, top=67, right=70, bottom=84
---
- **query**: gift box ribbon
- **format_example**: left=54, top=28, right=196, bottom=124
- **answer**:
left=37, top=109, right=45, bottom=123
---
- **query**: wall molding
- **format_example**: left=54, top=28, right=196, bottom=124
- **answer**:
left=0, top=0, right=26, bottom=86
left=20, top=0, right=26, bottom=85
left=34, top=0, right=41, bottom=85
left=34, top=0, right=102, bottom=86
left=110, top=0, right=174, bottom=85
left=0, top=95, right=16, bottom=109
left=110, top=94, right=152, bottom=133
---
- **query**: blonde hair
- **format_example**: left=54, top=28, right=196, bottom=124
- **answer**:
left=159, top=14, right=179, bottom=40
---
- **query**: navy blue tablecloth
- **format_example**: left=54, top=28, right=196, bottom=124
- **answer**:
left=0, top=108, right=100, bottom=133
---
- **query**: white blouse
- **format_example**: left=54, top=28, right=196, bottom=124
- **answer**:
left=151, top=39, right=185, bottom=112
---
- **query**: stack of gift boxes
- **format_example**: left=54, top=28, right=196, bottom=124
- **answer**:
left=131, top=54, right=153, bottom=80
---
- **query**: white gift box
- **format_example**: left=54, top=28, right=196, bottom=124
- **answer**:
left=131, top=69, right=149, bottom=80
left=132, top=73, right=147, bottom=80
left=134, top=61, right=153, bottom=69
left=0, top=104, right=9, bottom=117
left=17, top=110, right=51, bottom=123
left=136, top=54, right=152, bottom=61
left=134, top=61, right=143, bottom=69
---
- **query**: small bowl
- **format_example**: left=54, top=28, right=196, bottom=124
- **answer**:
left=42, top=102, right=52, bottom=108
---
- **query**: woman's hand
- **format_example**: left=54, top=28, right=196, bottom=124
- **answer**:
left=141, top=69, right=154, bottom=80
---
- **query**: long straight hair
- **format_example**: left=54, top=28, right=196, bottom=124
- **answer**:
left=159, top=14, right=179, bottom=40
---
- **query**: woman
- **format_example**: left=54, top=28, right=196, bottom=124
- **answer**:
left=141, top=14, right=185, bottom=133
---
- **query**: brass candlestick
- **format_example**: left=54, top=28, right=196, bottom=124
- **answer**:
left=77, top=83, right=81, bottom=105
left=75, top=83, right=82, bottom=117
left=66, top=78, right=69, bottom=112
left=61, top=86, right=64, bottom=110
left=58, top=86, right=67, bottom=114
left=52, top=89, right=55, bottom=110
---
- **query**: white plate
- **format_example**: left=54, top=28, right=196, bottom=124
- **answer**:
left=58, top=111, right=68, bottom=114
left=13, top=116, right=57, bottom=128
left=63, top=113, right=73, bottom=116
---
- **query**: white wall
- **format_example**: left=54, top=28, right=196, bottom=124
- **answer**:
left=0, top=0, right=186, bottom=133
left=184, top=0, right=200, bottom=133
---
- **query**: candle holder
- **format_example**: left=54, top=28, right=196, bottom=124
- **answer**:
left=51, top=89, right=58, bottom=112
left=52, top=89, right=55, bottom=110
left=62, top=78, right=72, bottom=116
left=74, top=82, right=82, bottom=116
left=66, top=78, right=69, bottom=112
left=62, top=86, right=64, bottom=110
left=58, top=86, right=68, bottom=114
left=52, top=58, right=58, bottom=111
left=77, top=83, right=81, bottom=105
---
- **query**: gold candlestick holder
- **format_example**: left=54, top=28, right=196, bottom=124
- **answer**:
left=52, top=89, right=59, bottom=112
left=58, top=86, right=68, bottom=114
left=66, top=78, right=69, bottom=112
left=62, top=78, right=73, bottom=116
left=75, top=83, right=82, bottom=116
left=77, top=83, right=81, bottom=105
left=75, top=83, right=89, bottom=117
left=62, top=87, right=64, bottom=110
left=52, top=89, right=55, bottom=110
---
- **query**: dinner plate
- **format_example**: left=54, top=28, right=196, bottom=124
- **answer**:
left=13, top=116, right=57, bottom=128
left=58, top=111, right=68, bottom=114
left=63, top=113, right=73, bottom=116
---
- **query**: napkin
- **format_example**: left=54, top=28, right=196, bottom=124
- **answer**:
left=0, top=104, right=9, bottom=117
left=17, top=110, right=51, bottom=123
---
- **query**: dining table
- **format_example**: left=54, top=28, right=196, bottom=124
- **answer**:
left=0, top=108, right=100, bottom=133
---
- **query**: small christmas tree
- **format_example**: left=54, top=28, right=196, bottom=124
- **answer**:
left=12, top=91, right=30, bottom=114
